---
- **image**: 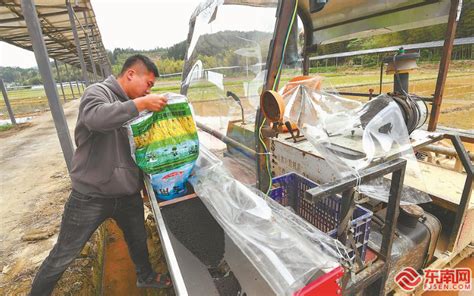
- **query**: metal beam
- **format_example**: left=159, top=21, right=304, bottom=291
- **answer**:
left=1, top=2, right=110, bottom=76
left=3, top=3, right=69, bottom=9
left=99, top=63, right=105, bottom=79
left=21, top=0, right=74, bottom=172
left=76, top=78, right=82, bottom=94
left=86, top=10, right=103, bottom=80
left=5, top=27, right=73, bottom=39
left=71, top=8, right=103, bottom=81
left=5, top=5, right=77, bottom=54
left=47, top=49, right=70, bottom=54
left=428, top=0, right=461, bottom=131
left=304, top=158, right=407, bottom=295
left=256, top=0, right=298, bottom=193
left=0, top=9, right=69, bottom=24
left=54, top=59, right=67, bottom=102
left=82, top=10, right=97, bottom=82
left=196, top=122, right=257, bottom=158
left=0, top=25, right=28, bottom=29
left=64, top=62, right=76, bottom=100
left=372, top=163, right=405, bottom=295
left=67, top=0, right=90, bottom=86
left=0, top=79, right=16, bottom=125
left=447, top=135, right=474, bottom=251
left=2, top=37, right=31, bottom=42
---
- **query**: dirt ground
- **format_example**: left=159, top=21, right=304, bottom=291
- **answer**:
left=0, top=99, right=171, bottom=296
left=0, top=99, right=105, bottom=295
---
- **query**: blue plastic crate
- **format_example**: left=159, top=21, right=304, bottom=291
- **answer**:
left=270, top=172, right=372, bottom=261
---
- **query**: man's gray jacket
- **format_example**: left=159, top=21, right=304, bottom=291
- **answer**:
left=70, top=75, right=142, bottom=197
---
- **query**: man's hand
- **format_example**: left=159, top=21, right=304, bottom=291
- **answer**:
left=134, top=94, right=168, bottom=112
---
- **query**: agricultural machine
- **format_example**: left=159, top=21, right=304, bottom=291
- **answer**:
left=145, top=0, right=473, bottom=295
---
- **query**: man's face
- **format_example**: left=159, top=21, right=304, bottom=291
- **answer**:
left=126, top=68, right=155, bottom=99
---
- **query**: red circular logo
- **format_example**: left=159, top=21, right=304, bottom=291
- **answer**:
left=395, top=267, right=422, bottom=292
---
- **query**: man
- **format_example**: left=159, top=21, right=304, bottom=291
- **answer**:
left=30, top=54, right=172, bottom=295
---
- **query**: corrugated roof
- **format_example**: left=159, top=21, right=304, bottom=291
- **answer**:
left=0, top=0, right=110, bottom=72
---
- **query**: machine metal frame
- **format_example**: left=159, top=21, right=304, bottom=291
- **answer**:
left=302, top=134, right=473, bottom=295
left=306, top=158, right=407, bottom=295
left=177, top=0, right=472, bottom=294
left=257, top=0, right=472, bottom=294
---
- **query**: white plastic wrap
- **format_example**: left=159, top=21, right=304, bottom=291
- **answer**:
left=189, top=147, right=350, bottom=295
left=281, top=77, right=431, bottom=204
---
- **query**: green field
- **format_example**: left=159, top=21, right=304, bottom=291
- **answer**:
left=1, top=61, right=473, bottom=129
left=0, top=84, right=84, bottom=117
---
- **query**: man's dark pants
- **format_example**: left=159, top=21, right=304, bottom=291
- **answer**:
left=30, top=189, right=153, bottom=295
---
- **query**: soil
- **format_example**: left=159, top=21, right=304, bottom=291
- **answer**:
left=102, top=218, right=172, bottom=296
left=213, top=271, right=242, bottom=296
left=161, top=198, right=242, bottom=295
left=0, top=99, right=104, bottom=295
left=161, top=198, right=224, bottom=268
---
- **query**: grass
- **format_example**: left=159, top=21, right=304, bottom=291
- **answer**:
left=0, top=86, right=81, bottom=118
left=0, top=124, right=13, bottom=132
left=1, top=61, right=472, bottom=130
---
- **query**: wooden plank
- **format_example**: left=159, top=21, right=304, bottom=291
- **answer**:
left=403, top=161, right=473, bottom=210
left=158, top=193, right=198, bottom=207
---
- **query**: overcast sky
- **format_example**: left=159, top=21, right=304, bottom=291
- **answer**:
left=0, top=0, right=203, bottom=68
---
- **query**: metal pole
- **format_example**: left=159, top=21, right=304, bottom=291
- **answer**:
left=64, top=63, right=75, bottom=99
left=87, top=11, right=104, bottom=80
left=196, top=122, right=256, bottom=158
left=67, top=0, right=90, bottom=86
left=106, top=61, right=112, bottom=76
left=99, top=63, right=105, bottom=79
left=428, top=0, right=461, bottom=131
left=375, top=162, right=406, bottom=295
left=54, top=59, right=66, bottom=102
left=447, top=135, right=474, bottom=251
left=0, top=79, right=16, bottom=125
left=106, top=62, right=112, bottom=76
left=103, top=62, right=108, bottom=78
left=76, top=78, right=81, bottom=94
left=21, top=0, right=74, bottom=172
left=82, top=10, right=97, bottom=82
left=256, top=0, right=297, bottom=192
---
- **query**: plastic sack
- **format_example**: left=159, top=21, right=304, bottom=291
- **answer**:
left=190, top=147, right=350, bottom=295
left=126, top=93, right=199, bottom=200
left=281, top=77, right=431, bottom=205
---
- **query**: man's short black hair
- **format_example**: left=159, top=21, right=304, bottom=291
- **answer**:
left=119, top=54, right=160, bottom=77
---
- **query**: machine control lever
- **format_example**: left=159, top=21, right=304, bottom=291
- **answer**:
left=284, top=121, right=305, bottom=143
left=227, top=91, right=245, bottom=124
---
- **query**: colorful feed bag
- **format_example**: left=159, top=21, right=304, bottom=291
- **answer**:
left=126, top=93, right=199, bottom=200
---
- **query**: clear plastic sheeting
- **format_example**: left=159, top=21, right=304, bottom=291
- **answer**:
left=281, top=77, right=431, bottom=205
left=181, top=1, right=277, bottom=151
left=190, top=147, right=349, bottom=295
left=180, top=0, right=279, bottom=186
